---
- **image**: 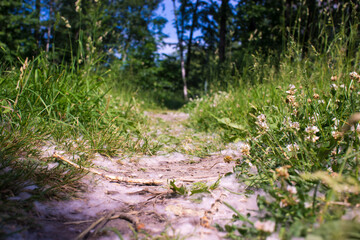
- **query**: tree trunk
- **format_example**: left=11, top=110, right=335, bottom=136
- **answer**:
left=46, top=0, right=54, bottom=53
left=219, top=0, right=228, bottom=63
left=172, top=0, right=188, bottom=102
left=185, top=0, right=200, bottom=78
left=35, top=0, right=41, bottom=50
left=302, top=0, right=316, bottom=57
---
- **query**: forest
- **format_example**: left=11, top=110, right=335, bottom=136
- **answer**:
left=1, top=0, right=360, bottom=239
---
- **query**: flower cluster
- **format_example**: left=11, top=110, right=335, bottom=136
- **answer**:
left=286, top=143, right=299, bottom=152
left=286, top=185, right=297, bottom=194
left=330, top=83, right=338, bottom=91
left=331, top=75, right=338, bottom=81
left=285, top=84, right=299, bottom=114
left=254, top=220, right=276, bottom=233
left=75, top=0, right=81, bottom=12
left=305, top=125, right=320, bottom=142
left=331, top=131, right=343, bottom=140
left=276, top=165, right=291, bottom=179
left=239, top=143, right=251, bottom=156
left=350, top=71, right=360, bottom=82
left=350, top=124, right=360, bottom=134
left=283, top=117, right=300, bottom=131
left=255, top=114, right=269, bottom=131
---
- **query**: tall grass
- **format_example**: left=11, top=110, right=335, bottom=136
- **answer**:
left=185, top=9, right=360, bottom=240
left=0, top=46, right=153, bottom=236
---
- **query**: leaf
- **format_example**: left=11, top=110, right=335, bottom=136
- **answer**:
left=190, top=182, right=210, bottom=195
left=210, top=113, right=246, bottom=131
left=0, top=99, right=13, bottom=114
left=190, top=188, right=210, bottom=195
left=169, top=180, right=188, bottom=195
left=210, top=176, right=222, bottom=190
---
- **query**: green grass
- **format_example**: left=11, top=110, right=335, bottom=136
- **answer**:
left=1, top=4, right=360, bottom=240
left=185, top=23, right=360, bottom=240
left=0, top=51, right=157, bottom=236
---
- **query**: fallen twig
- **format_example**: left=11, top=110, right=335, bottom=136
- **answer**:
left=178, top=176, right=219, bottom=182
left=75, top=211, right=138, bottom=240
left=53, top=153, right=222, bottom=186
left=52, top=153, right=163, bottom=185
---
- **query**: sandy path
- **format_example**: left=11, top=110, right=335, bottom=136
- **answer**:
left=12, top=111, right=257, bottom=240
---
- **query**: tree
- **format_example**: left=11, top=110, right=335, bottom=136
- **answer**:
left=218, top=0, right=229, bottom=63
left=185, top=0, right=200, bottom=78
left=0, top=0, right=37, bottom=62
left=173, top=0, right=188, bottom=101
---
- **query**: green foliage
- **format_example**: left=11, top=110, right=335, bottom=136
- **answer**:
left=186, top=10, right=360, bottom=238
left=306, top=220, right=360, bottom=240
left=169, top=180, right=188, bottom=196
left=1, top=0, right=360, bottom=238
left=169, top=177, right=221, bottom=196
left=0, top=41, right=153, bottom=232
left=0, top=0, right=37, bottom=62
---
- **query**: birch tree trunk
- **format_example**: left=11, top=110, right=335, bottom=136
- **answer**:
left=172, top=0, right=188, bottom=102
left=185, top=0, right=200, bottom=78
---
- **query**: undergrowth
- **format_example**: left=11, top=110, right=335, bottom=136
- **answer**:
left=185, top=19, right=360, bottom=240
left=0, top=51, right=154, bottom=236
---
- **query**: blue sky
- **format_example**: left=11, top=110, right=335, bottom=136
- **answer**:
left=156, top=0, right=237, bottom=55
left=156, top=0, right=178, bottom=55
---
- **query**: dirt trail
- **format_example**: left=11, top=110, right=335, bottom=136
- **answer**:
left=11, top=111, right=258, bottom=240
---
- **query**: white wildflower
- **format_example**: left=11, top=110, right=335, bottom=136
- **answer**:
left=286, top=143, right=299, bottom=152
left=279, top=200, right=286, bottom=208
left=257, top=114, right=267, bottom=122
left=286, top=185, right=297, bottom=194
left=254, top=220, right=276, bottom=233
left=256, top=114, right=269, bottom=130
left=305, top=126, right=319, bottom=134
left=305, top=135, right=319, bottom=143
left=350, top=124, right=360, bottom=134
left=286, top=95, right=296, bottom=104
left=240, top=143, right=251, bottom=156
left=75, top=0, right=81, bottom=12
left=266, top=236, right=280, bottom=240
left=289, top=121, right=300, bottom=131
left=304, top=202, right=312, bottom=208
left=305, top=126, right=320, bottom=142
left=330, top=84, right=338, bottom=90
left=286, top=85, right=297, bottom=102
left=331, top=131, right=343, bottom=139
left=349, top=71, right=360, bottom=80
left=245, top=159, right=253, bottom=167
left=286, top=89, right=296, bottom=95
left=332, top=118, right=339, bottom=129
